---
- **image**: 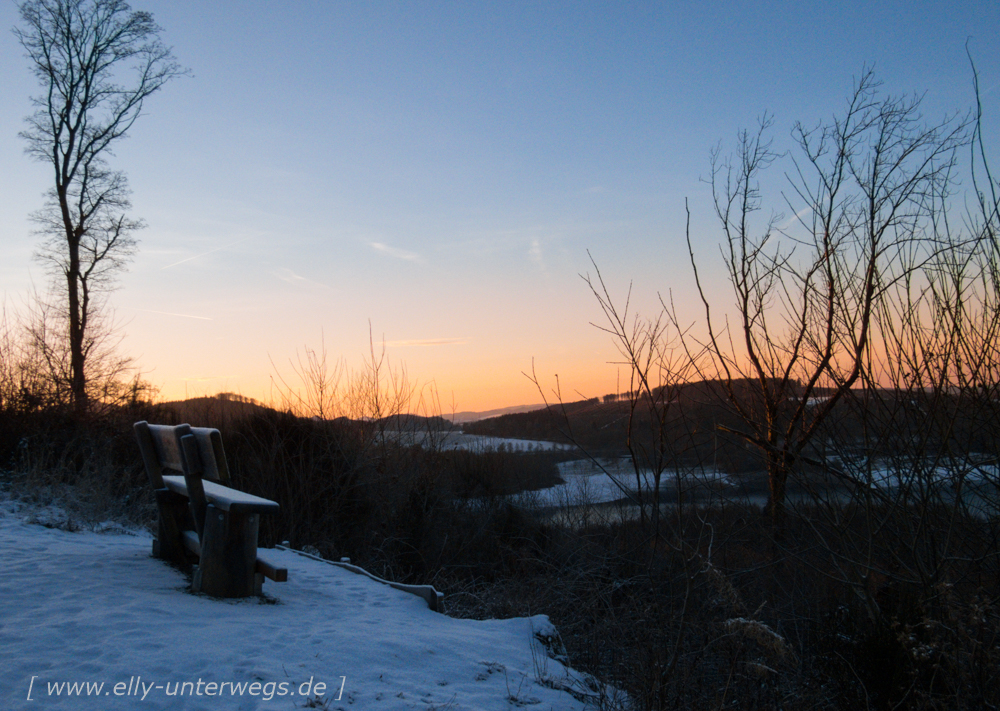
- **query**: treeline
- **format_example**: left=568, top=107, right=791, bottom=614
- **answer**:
left=464, top=379, right=834, bottom=472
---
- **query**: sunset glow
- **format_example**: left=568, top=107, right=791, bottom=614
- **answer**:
left=1, top=1, right=997, bottom=414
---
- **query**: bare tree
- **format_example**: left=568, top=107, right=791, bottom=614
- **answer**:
left=15, top=0, right=184, bottom=414
left=686, top=70, right=969, bottom=528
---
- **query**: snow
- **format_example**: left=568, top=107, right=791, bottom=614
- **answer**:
left=0, top=496, right=602, bottom=710
left=437, top=434, right=572, bottom=453
left=822, top=455, right=999, bottom=490
left=385, top=431, right=574, bottom=453
left=522, top=459, right=733, bottom=508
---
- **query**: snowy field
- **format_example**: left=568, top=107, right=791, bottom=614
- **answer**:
left=384, top=431, right=574, bottom=453
left=521, top=458, right=733, bottom=508
left=835, top=457, right=999, bottom=489
left=437, top=433, right=574, bottom=453
left=521, top=454, right=999, bottom=511
left=0, top=496, right=607, bottom=711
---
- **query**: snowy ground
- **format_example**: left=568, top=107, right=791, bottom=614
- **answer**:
left=837, top=457, right=999, bottom=489
left=436, top=433, right=573, bottom=453
left=0, top=497, right=606, bottom=711
left=384, top=431, right=574, bottom=453
left=521, top=459, right=733, bottom=508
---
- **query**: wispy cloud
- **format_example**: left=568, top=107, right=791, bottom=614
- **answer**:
left=273, top=267, right=306, bottom=283
left=161, top=238, right=248, bottom=270
left=529, top=238, right=544, bottom=266
left=528, top=237, right=551, bottom=280
left=370, top=242, right=424, bottom=263
left=446, top=218, right=630, bottom=257
left=385, top=338, right=467, bottom=347
left=779, top=206, right=813, bottom=231
left=135, top=309, right=212, bottom=321
left=272, top=267, right=329, bottom=289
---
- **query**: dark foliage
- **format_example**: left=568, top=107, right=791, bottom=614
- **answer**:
left=3, top=397, right=999, bottom=709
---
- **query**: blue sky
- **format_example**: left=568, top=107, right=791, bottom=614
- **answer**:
left=1, top=1, right=997, bottom=411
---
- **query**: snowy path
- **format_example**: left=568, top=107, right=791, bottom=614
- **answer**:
left=0, top=499, right=598, bottom=710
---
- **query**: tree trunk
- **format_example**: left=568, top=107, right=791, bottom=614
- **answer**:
left=65, top=221, right=87, bottom=416
left=765, top=448, right=789, bottom=533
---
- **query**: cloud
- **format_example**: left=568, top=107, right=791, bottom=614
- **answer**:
left=161, top=238, right=249, bottom=270
left=273, top=267, right=306, bottom=283
left=370, top=242, right=424, bottom=263
left=273, top=267, right=327, bottom=287
left=385, top=338, right=467, bottom=347
left=529, top=238, right=551, bottom=280
left=135, top=309, right=212, bottom=321
left=529, top=238, right=544, bottom=266
left=779, top=206, right=814, bottom=231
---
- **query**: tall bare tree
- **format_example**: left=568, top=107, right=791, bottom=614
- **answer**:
left=15, top=0, right=184, bottom=414
left=688, top=70, right=969, bottom=528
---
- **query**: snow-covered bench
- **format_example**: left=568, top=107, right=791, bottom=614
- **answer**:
left=134, top=421, right=287, bottom=597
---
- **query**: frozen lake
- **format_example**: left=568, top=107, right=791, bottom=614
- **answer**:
left=386, top=430, right=1000, bottom=520
left=383, top=430, right=574, bottom=452
left=518, top=458, right=734, bottom=508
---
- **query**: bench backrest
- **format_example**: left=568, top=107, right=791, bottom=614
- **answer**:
left=134, top=421, right=230, bottom=489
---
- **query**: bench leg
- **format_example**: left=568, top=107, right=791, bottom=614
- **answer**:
left=153, top=488, right=192, bottom=562
left=194, top=505, right=260, bottom=598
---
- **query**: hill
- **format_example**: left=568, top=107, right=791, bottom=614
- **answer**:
left=461, top=379, right=842, bottom=470
left=446, top=404, right=548, bottom=424
left=157, top=393, right=277, bottom=425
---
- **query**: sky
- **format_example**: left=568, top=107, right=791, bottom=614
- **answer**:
left=1, top=1, right=998, bottom=414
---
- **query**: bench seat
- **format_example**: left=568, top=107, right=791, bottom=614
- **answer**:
left=178, top=529, right=288, bottom=583
left=161, top=475, right=281, bottom=514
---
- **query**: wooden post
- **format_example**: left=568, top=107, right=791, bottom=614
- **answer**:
left=152, top=488, right=191, bottom=561
left=195, top=506, right=260, bottom=597
left=180, top=434, right=208, bottom=539
left=134, top=421, right=165, bottom=489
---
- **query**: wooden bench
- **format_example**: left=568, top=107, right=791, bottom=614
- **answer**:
left=134, top=421, right=287, bottom=597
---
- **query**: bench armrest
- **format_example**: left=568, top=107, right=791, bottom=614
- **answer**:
left=161, top=475, right=280, bottom=514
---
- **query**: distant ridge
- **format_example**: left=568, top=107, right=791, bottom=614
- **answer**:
left=156, top=394, right=547, bottom=428
left=158, top=392, right=276, bottom=423
left=445, top=404, right=547, bottom=424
